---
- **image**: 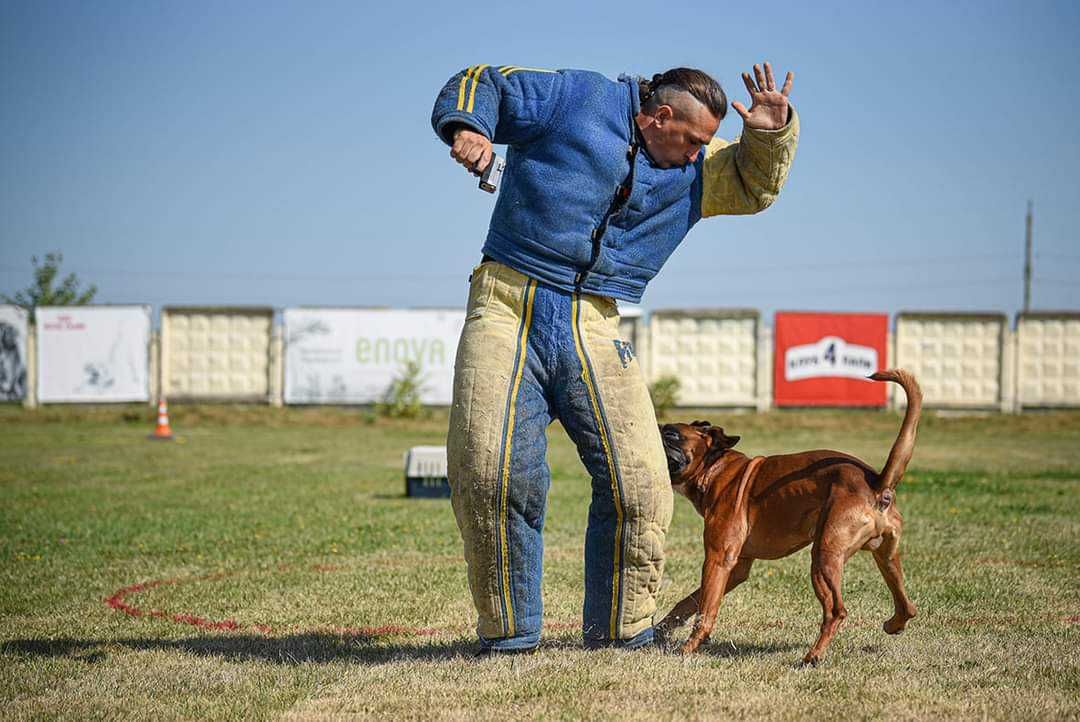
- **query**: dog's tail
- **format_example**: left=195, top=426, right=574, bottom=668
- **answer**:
left=869, top=369, right=922, bottom=499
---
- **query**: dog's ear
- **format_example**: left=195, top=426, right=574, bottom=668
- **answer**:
left=691, top=420, right=712, bottom=428
left=707, top=427, right=740, bottom=452
left=708, top=427, right=743, bottom=451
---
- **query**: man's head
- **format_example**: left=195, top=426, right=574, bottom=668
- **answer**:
left=636, top=68, right=726, bottom=169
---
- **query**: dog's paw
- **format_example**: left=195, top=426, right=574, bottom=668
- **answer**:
left=883, top=606, right=916, bottom=634
left=883, top=615, right=910, bottom=634
left=801, top=652, right=820, bottom=667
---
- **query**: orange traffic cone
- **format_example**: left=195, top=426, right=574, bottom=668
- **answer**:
left=149, top=397, right=174, bottom=440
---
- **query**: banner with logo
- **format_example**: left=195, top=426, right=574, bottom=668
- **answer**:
left=284, top=308, right=465, bottom=404
left=0, top=305, right=30, bottom=401
left=37, top=306, right=151, bottom=403
left=774, top=312, right=887, bottom=406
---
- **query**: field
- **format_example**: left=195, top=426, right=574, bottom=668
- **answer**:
left=1, top=404, right=1078, bottom=720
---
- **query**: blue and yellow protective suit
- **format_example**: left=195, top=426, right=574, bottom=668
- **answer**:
left=432, top=65, right=799, bottom=650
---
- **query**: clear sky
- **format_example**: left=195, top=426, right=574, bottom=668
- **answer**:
left=2, top=0, right=1078, bottom=322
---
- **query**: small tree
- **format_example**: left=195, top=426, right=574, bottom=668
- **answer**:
left=376, top=359, right=427, bottom=419
left=2, top=253, right=97, bottom=313
left=649, top=375, right=681, bottom=419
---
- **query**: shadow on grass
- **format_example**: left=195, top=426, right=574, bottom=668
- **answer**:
left=2, top=634, right=808, bottom=666
left=695, top=639, right=805, bottom=659
left=2, top=634, right=476, bottom=666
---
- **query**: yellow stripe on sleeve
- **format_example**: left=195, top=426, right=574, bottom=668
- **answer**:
left=456, top=65, right=477, bottom=111
left=466, top=64, right=490, bottom=114
left=501, top=66, right=555, bottom=76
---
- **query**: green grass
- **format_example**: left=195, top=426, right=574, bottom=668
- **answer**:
left=1, top=404, right=1078, bottom=720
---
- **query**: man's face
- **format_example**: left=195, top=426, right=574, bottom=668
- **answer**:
left=640, top=98, right=721, bottom=169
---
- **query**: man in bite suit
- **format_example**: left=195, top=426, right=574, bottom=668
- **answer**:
left=431, top=61, right=798, bottom=653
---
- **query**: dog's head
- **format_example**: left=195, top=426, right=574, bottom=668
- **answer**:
left=659, top=420, right=740, bottom=496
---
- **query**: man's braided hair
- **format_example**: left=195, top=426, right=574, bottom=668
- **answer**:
left=639, top=68, right=727, bottom=121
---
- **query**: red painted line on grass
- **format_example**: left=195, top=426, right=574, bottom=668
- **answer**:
left=104, top=565, right=575, bottom=639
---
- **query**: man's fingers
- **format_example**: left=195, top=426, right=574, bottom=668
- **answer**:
left=781, top=71, right=793, bottom=97
left=464, top=144, right=484, bottom=167
left=731, top=101, right=751, bottom=121
left=451, top=140, right=470, bottom=162
left=449, top=130, right=492, bottom=176
left=764, top=62, right=776, bottom=91
left=469, top=147, right=491, bottom=176
left=742, top=72, right=757, bottom=98
left=753, top=64, right=767, bottom=93
left=464, top=147, right=482, bottom=175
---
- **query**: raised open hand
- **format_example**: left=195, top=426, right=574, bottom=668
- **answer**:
left=731, top=62, right=793, bottom=131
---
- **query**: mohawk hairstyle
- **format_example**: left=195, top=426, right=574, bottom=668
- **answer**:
left=639, top=67, right=727, bottom=121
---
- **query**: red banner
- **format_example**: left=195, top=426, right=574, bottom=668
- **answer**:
left=773, top=312, right=888, bottom=407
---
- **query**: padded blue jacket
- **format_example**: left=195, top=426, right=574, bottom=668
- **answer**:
left=432, top=65, right=799, bottom=303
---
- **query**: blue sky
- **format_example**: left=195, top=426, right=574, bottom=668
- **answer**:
left=2, top=0, right=1078, bottom=321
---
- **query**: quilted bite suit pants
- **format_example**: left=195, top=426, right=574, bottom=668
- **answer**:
left=447, top=261, right=673, bottom=650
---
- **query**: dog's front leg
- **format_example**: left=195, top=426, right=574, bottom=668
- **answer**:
left=680, top=551, right=736, bottom=654
left=655, top=587, right=701, bottom=642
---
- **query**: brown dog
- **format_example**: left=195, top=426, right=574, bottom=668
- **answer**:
left=656, top=369, right=922, bottom=664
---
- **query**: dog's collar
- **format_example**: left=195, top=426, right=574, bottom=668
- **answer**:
left=734, top=456, right=767, bottom=505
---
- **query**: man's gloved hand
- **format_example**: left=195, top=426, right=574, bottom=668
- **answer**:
left=451, top=126, right=494, bottom=177
left=731, top=61, right=794, bottom=131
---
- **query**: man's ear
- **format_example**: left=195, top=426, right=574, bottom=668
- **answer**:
left=654, top=104, right=674, bottom=126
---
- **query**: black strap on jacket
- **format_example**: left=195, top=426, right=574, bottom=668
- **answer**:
left=574, top=124, right=641, bottom=290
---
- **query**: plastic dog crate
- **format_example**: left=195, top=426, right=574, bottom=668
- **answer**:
left=404, top=445, right=451, bottom=498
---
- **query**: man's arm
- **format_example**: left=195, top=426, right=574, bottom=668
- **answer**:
left=431, top=64, right=563, bottom=175
left=699, top=62, right=799, bottom=217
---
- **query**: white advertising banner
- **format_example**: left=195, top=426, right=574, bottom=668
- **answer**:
left=37, top=306, right=151, bottom=403
left=284, top=308, right=465, bottom=404
left=0, top=305, right=30, bottom=401
left=784, top=336, right=878, bottom=381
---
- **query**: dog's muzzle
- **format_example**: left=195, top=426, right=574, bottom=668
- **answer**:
left=661, top=426, right=688, bottom=476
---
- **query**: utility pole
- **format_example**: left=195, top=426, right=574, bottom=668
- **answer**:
left=1023, top=200, right=1033, bottom=312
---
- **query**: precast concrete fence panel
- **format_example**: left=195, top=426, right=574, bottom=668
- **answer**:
left=648, top=309, right=759, bottom=408
left=1016, top=311, right=1080, bottom=409
left=161, top=307, right=273, bottom=401
left=895, top=312, right=1007, bottom=409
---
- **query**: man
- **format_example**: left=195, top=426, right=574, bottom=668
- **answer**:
left=431, top=62, right=798, bottom=653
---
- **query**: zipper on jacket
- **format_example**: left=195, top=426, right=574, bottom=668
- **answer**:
left=575, top=142, right=639, bottom=290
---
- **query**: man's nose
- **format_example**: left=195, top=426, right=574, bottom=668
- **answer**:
left=687, top=148, right=701, bottom=163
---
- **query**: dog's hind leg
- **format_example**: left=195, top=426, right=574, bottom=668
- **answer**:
left=656, top=558, right=753, bottom=641
left=803, top=492, right=885, bottom=665
left=804, top=542, right=847, bottom=666
left=872, top=530, right=916, bottom=634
